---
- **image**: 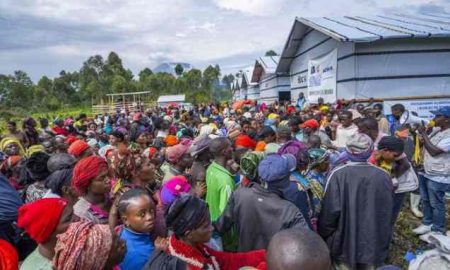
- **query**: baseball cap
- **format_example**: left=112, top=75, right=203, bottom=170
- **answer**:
left=258, top=154, right=296, bottom=182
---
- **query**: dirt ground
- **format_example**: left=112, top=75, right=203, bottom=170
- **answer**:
left=387, top=199, right=450, bottom=269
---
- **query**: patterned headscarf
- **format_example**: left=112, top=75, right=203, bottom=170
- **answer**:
left=240, top=151, right=266, bottom=180
left=307, top=148, right=329, bottom=172
left=53, top=221, right=113, bottom=270
left=277, top=140, right=309, bottom=169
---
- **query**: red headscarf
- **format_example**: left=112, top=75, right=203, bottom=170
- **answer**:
left=17, top=198, right=68, bottom=244
left=68, top=140, right=90, bottom=157
left=72, top=156, right=108, bottom=195
left=235, top=134, right=257, bottom=149
left=65, top=135, right=78, bottom=146
left=0, top=240, right=18, bottom=270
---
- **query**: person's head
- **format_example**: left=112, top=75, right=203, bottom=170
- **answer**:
left=18, top=198, right=73, bottom=245
left=209, top=137, right=233, bottom=159
left=277, top=126, right=292, bottom=143
left=391, top=104, right=405, bottom=120
left=160, top=176, right=191, bottom=207
left=68, top=140, right=93, bottom=159
left=288, top=116, right=301, bottom=134
left=241, top=120, right=251, bottom=134
left=7, top=121, right=17, bottom=133
left=0, top=239, right=18, bottom=270
left=47, top=153, right=76, bottom=172
left=136, top=131, right=150, bottom=145
left=166, top=139, right=193, bottom=169
left=45, top=169, right=77, bottom=203
left=166, top=195, right=212, bottom=246
left=308, top=148, right=330, bottom=173
left=357, top=117, right=379, bottom=141
left=188, top=135, right=212, bottom=162
left=42, top=140, right=55, bottom=154
left=278, top=140, right=309, bottom=171
left=109, top=131, right=125, bottom=146
left=54, top=136, right=68, bottom=153
left=345, top=133, right=374, bottom=162
left=356, top=104, right=365, bottom=114
left=133, top=158, right=156, bottom=185
left=258, top=154, right=296, bottom=187
left=373, top=103, right=383, bottom=116
left=240, top=151, right=265, bottom=181
left=339, top=110, right=353, bottom=128
left=26, top=152, right=51, bottom=182
left=53, top=221, right=126, bottom=270
left=72, top=156, right=109, bottom=197
left=267, top=228, right=331, bottom=270
left=317, top=97, right=324, bottom=105
left=300, top=119, right=320, bottom=135
left=258, top=126, right=276, bottom=143
left=118, top=188, right=155, bottom=233
left=40, top=118, right=49, bottom=129
left=307, top=135, right=322, bottom=149
left=430, top=106, right=450, bottom=129
left=299, top=92, right=304, bottom=99
left=1, top=138, right=22, bottom=156
left=377, top=136, right=404, bottom=162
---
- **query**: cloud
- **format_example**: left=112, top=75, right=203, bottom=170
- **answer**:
left=213, top=0, right=286, bottom=16
left=0, top=0, right=448, bottom=82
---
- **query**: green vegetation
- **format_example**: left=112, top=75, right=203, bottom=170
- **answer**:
left=0, top=51, right=234, bottom=119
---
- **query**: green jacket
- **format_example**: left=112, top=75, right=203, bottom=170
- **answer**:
left=206, top=161, right=235, bottom=221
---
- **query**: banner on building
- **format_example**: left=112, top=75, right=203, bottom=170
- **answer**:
left=307, top=49, right=337, bottom=104
left=383, top=98, right=450, bottom=120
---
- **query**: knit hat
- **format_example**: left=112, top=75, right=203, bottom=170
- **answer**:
left=346, top=133, right=374, bottom=155
left=258, top=154, right=296, bottom=183
left=0, top=239, right=18, bottom=270
left=18, top=198, right=68, bottom=244
left=160, top=176, right=191, bottom=206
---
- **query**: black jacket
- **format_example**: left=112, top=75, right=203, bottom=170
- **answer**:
left=215, top=183, right=309, bottom=252
left=318, top=162, right=394, bottom=266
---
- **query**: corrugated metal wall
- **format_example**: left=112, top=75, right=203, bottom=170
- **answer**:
left=288, top=30, right=450, bottom=101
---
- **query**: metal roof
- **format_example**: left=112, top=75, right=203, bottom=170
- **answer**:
left=157, top=95, right=185, bottom=103
left=276, top=12, right=450, bottom=73
left=251, top=56, right=279, bottom=83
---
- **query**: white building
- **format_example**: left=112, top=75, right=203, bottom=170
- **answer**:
left=276, top=13, right=450, bottom=105
left=250, top=56, right=291, bottom=104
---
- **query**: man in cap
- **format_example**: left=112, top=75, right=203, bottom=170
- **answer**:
left=319, top=133, right=394, bottom=269
left=215, top=154, right=308, bottom=252
left=300, top=119, right=333, bottom=148
left=413, top=106, right=450, bottom=240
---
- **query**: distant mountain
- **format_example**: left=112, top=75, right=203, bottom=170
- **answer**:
left=153, top=62, right=193, bottom=75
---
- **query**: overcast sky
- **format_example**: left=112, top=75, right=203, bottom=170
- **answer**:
left=0, top=0, right=449, bottom=81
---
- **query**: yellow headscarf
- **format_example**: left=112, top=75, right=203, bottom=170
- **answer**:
left=0, top=137, right=26, bottom=157
left=268, top=113, right=279, bottom=120
left=26, top=145, right=46, bottom=157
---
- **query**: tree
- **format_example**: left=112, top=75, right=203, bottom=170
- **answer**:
left=265, top=50, right=278, bottom=56
left=222, top=74, right=235, bottom=90
left=174, top=64, right=184, bottom=77
left=138, top=68, right=153, bottom=82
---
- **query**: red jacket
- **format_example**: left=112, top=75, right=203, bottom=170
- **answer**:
left=167, top=235, right=266, bottom=270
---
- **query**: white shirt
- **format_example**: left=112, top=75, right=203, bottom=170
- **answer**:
left=333, top=124, right=358, bottom=148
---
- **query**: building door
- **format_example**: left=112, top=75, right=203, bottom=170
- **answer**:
left=278, top=91, right=291, bottom=104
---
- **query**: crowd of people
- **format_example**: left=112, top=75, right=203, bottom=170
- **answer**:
left=0, top=92, right=449, bottom=270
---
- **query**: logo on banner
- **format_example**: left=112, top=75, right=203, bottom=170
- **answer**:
left=307, top=49, right=337, bottom=103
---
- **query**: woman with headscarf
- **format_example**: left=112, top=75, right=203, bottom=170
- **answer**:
left=52, top=118, right=69, bottom=136
left=67, top=139, right=93, bottom=160
left=0, top=175, right=22, bottom=245
left=24, top=152, right=52, bottom=203
left=305, top=148, right=330, bottom=188
left=240, top=151, right=265, bottom=186
left=0, top=137, right=26, bottom=189
left=161, top=138, right=193, bottom=183
left=72, top=156, right=111, bottom=224
left=53, top=221, right=126, bottom=270
left=161, top=195, right=265, bottom=270
left=18, top=198, right=73, bottom=270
